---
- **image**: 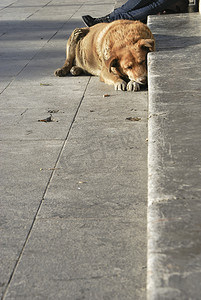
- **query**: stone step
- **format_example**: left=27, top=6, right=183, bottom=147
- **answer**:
left=147, top=13, right=201, bottom=300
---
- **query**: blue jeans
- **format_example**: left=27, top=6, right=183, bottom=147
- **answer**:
left=109, top=0, right=176, bottom=22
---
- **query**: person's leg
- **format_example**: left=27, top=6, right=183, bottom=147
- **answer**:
left=82, top=0, right=150, bottom=26
left=109, top=0, right=176, bottom=21
left=114, top=0, right=151, bottom=15
left=82, top=0, right=176, bottom=26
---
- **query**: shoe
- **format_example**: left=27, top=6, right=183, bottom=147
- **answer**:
left=82, top=15, right=110, bottom=27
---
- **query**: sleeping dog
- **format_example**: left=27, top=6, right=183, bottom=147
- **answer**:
left=54, top=19, right=155, bottom=91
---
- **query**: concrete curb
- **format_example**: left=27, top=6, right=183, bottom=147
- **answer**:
left=147, top=13, right=201, bottom=299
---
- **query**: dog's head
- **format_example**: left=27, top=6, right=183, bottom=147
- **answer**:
left=105, top=39, right=155, bottom=85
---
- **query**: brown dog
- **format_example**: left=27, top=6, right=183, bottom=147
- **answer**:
left=54, top=19, right=155, bottom=91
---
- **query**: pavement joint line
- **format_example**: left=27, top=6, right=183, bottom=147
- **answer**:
left=1, top=76, right=91, bottom=300
left=45, top=2, right=85, bottom=42
left=0, top=81, right=13, bottom=95
left=0, top=32, right=6, bottom=38
left=40, top=76, right=91, bottom=204
left=0, top=3, right=85, bottom=93
left=25, top=8, right=43, bottom=20
left=0, top=14, right=78, bottom=95
left=0, top=1, right=16, bottom=12
left=0, top=139, right=65, bottom=142
left=25, top=0, right=54, bottom=20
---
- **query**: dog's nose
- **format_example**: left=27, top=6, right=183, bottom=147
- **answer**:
left=137, top=76, right=147, bottom=85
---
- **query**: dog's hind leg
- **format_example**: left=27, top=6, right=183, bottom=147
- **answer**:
left=54, top=27, right=89, bottom=77
left=70, top=66, right=83, bottom=76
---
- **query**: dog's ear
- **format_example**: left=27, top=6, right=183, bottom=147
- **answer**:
left=105, top=57, right=119, bottom=73
left=139, top=39, right=155, bottom=52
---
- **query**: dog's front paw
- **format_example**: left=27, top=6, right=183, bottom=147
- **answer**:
left=127, top=80, right=140, bottom=92
left=114, top=80, right=127, bottom=91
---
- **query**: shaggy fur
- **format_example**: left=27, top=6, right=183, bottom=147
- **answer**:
left=54, top=20, right=155, bottom=91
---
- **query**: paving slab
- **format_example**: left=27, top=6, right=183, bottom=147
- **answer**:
left=147, top=13, right=201, bottom=300
left=114, top=0, right=126, bottom=9
left=0, top=140, right=63, bottom=297
left=4, top=218, right=145, bottom=300
left=0, top=0, right=148, bottom=299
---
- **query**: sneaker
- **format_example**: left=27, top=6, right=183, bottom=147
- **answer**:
left=82, top=15, right=110, bottom=27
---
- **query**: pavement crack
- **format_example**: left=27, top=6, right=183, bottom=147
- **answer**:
left=15, top=108, right=29, bottom=125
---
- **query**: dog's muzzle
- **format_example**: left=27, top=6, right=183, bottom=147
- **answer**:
left=136, top=76, right=147, bottom=85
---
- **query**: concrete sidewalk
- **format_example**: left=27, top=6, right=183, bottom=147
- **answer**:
left=114, top=0, right=126, bottom=9
left=0, top=1, right=148, bottom=299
